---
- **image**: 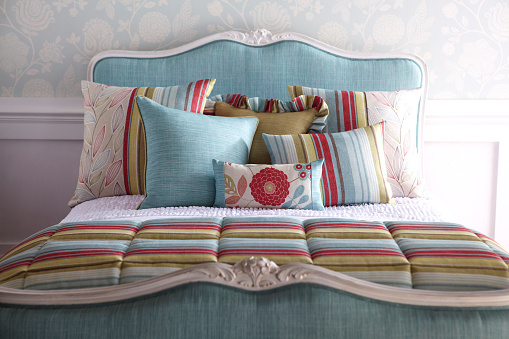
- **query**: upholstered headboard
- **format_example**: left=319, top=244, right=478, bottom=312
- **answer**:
left=89, top=29, right=426, bottom=98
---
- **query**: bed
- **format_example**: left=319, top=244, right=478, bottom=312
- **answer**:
left=1, top=29, right=509, bottom=338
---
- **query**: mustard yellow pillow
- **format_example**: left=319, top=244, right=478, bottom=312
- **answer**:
left=215, top=101, right=317, bottom=164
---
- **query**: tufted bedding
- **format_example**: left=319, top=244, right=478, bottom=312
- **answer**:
left=2, top=212, right=508, bottom=292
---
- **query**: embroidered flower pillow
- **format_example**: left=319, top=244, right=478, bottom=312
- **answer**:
left=212, top=159, right=324, bottom=210
left=288, top=86, right=424, bottom=198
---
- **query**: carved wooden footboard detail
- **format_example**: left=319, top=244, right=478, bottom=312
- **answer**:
left=1, top=257, right=509, bottom=307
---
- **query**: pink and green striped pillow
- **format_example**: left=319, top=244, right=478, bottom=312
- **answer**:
left=263, top=122, right=392, bottom=206
left=288, top=86, right=424, bottom=198
left=69, top=79, right=216, bottom=207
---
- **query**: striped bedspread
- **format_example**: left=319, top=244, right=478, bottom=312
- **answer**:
left=1, top=217, right=508, bottom=291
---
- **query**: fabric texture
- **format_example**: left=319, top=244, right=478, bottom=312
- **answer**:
left=221, top=217, right=306, bottom=239
left=3, top=284, right=509, bottom=339
left=214, top=102, right=317, bottom=164
left=69, top=79, right=216, bottom=207
left=212, top=160, right=324, bottom=210
left=93, top=40, right=424, bottom=100
left=1, top=218, right=507, bottom=291
left=263, top=122, right=393, bottom=206
left=288, top=86, right=424, bottom=198
left=205, top=94, right=329, bottom=134
left=385, top=221, right=509, bottom=291
left=203, top=93, right=249, bottom=115
left=136, top=96, right=258, bottom=209
left=306, top=219, right=411, bottom=288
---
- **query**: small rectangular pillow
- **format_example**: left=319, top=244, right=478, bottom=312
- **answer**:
left=212, top=159, right=324, bottom=210
left=263, top=122, right=392, bottom=206
left=215, top=102, right=317, bottom=164
left=136, top=96, right=258, bottom=209
left=69, top=79, right=216, bottom=207
left=288, top=86, right=424, bottom=198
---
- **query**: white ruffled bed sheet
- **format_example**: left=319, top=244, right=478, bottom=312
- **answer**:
left=62, top=195, right=449, bottom=224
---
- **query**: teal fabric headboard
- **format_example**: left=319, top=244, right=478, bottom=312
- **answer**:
left=90, top=32, right=426, bottom=101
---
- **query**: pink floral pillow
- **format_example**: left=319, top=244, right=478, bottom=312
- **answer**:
left=212, top=159, right=324, bottom=210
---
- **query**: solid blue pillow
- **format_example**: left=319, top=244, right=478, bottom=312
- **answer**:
left=136, top=96, right=258, bottom=209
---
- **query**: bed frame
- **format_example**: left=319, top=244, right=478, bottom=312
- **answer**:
left=2, top=29, right=509, bottom=339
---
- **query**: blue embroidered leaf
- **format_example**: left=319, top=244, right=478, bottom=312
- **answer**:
left=84, top=111, right=97, bottom=125
left=74, top=188, right=96, bottom=203
left=91, top=149, right=110, bottom=172
left=297, top=195, right=309, bottom=205
left=280, top=200, right=293, bottom=209
left=292, top=185, right=305, bottom=199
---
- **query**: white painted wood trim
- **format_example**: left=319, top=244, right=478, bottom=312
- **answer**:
left=1, top=98, right=506, bottom=139
left=0, top=97, right=83, bottom=140
left=1, top=257, right=509, bottom=307
left=424, top=100, right=509, bottom=247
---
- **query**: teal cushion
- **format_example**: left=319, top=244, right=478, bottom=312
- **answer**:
left=136, top=96, right=258, bottom=208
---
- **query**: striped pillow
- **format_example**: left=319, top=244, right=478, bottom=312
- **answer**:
left=263, top=123, right=392, bottom=206
left=288, top=86, right=424, bottom=198
left=69, top=79, right=216, bottom=207
left=203, top=94, right=249, bottom=115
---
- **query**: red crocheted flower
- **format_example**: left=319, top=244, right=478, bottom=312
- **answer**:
left=249, top=167, right=290, bottom=206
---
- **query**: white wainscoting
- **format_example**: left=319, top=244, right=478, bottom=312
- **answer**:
left=0, top=98, right=508, bottom=255
left=424, top=100, right=509, bottom=248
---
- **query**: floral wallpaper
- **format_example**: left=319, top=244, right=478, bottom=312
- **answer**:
left=1, top=0, right=508, bottom=99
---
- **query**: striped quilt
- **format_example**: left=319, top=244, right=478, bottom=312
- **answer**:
left=1, top=217, right=508, bottom=291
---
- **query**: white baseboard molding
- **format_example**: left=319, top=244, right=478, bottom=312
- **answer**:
left=0, top=97, right=507, bottom=140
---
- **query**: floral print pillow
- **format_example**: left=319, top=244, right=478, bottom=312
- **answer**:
left=212, top=159, right=324, bottom=210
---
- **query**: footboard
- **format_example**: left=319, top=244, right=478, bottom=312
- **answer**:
left=1, top=257, right=509, bottom=339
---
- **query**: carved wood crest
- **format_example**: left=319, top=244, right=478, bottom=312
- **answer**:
left=222, top=29, right=292, bottom=45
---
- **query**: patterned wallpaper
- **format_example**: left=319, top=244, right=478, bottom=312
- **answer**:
left=1, top=0, right=508, bottom=99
